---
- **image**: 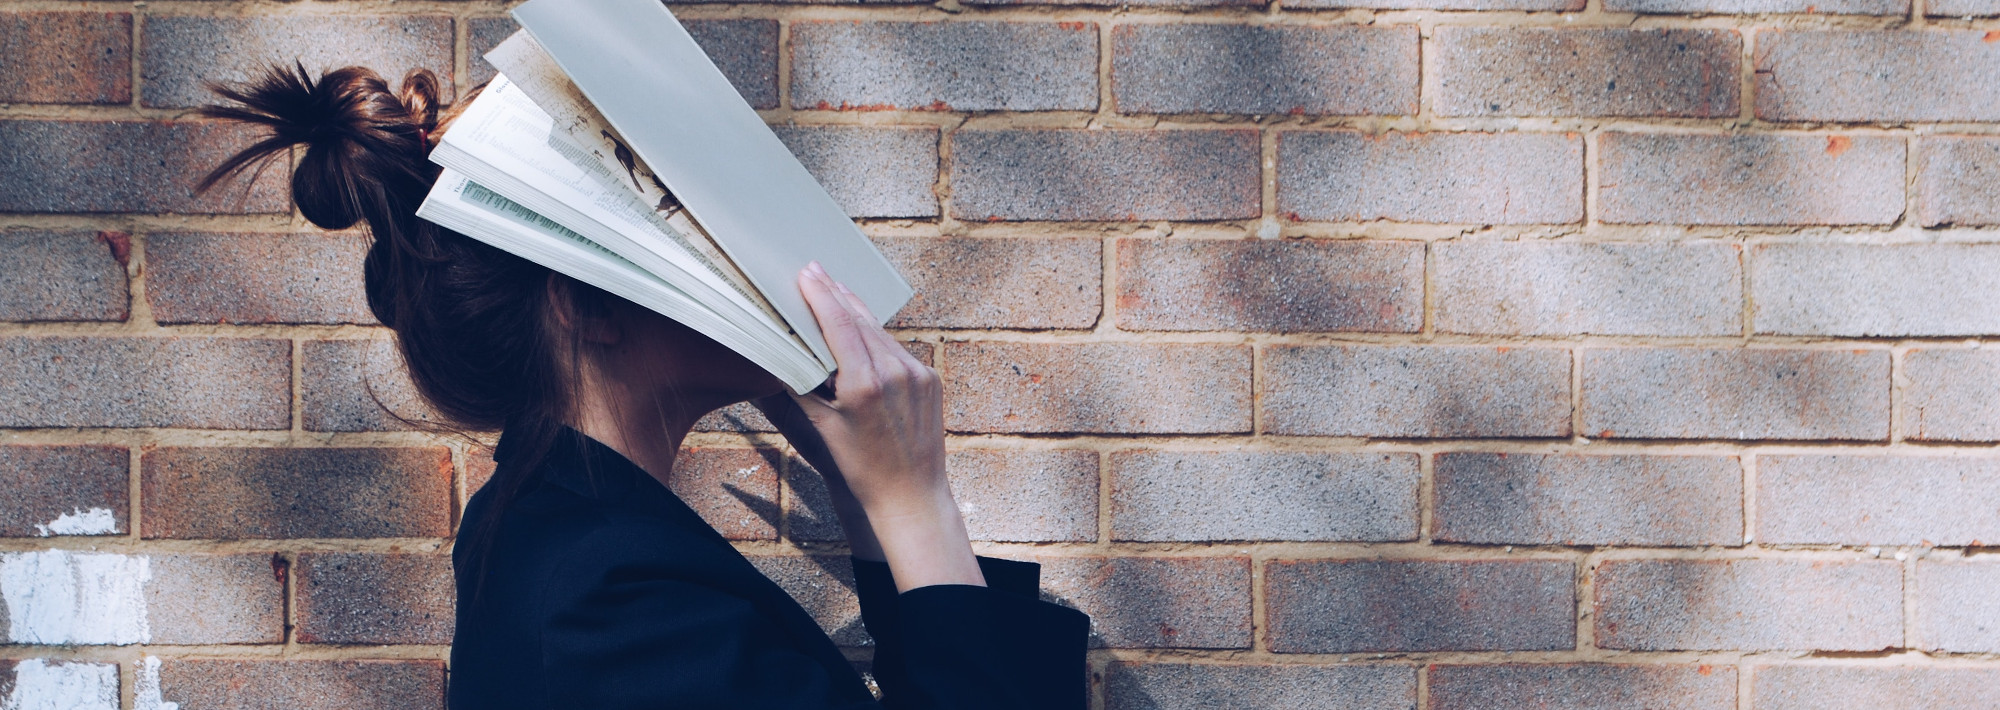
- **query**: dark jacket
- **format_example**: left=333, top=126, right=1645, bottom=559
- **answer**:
left=449, top=428, right=1091, bottom=709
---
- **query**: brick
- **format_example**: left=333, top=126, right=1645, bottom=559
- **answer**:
left=1262, top=345, right=1572, bottom=439
left=1929, top=0, right=2000, bottom=14
left=141, top=15, right=453, bottom=109
left=1430, top=664, right=1736, bottom=710
left=1105, top=663, right=1415, bottom=710
left=296, top=552, right=453, bottom=645
left=1437, top=28, right=1739, bottom=118
left=785, top=455, right=848, bottom=542
left=1112, top=24, right=1417, bottom=116
left=951, top=129, right=1260, bottom=222
left=467, top=17, right=519, bottom=86
left=1291, top=0, right=1580, bottom=9
left=0, top=231, right=129, bottom=322
left=0, top=445, right=127, bottom=538
left=1593, top=559, right=1901, bottom=651
left=1117, top=239, right=1423, bottom=333
left=775, top=126, right=937, bottom=219
left=1609, top=0, right=1903, bottom=12
left=302, top=339, right=438, bottom=433
left=465, top=452, right=497, bottom=496
left=670, top=447, right=780, bottom=541
left=943, top=343, right=1251, bottom=434
left=0, top=336, right=290, bottom=429
left=1110, top=451, right=1418, bottom=542
left=1434, top=453, right=1742, bottom=547
left=1266, top=559, right=1575, bottom=653
left=1920, top=137, right=2000, bottom=226
left=142, top=447, right=452, bottom=539
left=1278, top=132, right=1583, bottom=224
left=1039, top=556, right=1251, bottom=649
left=966, top=0, right=1259, bottom=7
left=791, top=449, right=1098, bottom=543
left=145, top=232, right=373, bottom=325
left=1754, top=243, right=2000, bottom=337
left=1917, top=562, right=2000, bottom=652
left=0, top=120, right=288, bottom=214
left=1581, top=348, right=1888, bottom=441
left=1907, top=349, right=2000, bottom=442
left=157, top=660, right=445, bottom=710
left=0, top=660, right=118, bottom=707
left=1756, top=666, right=2000, bottom=709
left=791, top=21, right=1095, bottom=112
left=146, top=553, right=287, bottom=644
left=686, top=20, right=781, bottom=110
left=0, top=551, right=281, bottom=645
left=0, top=12, right=131, bottom=104
left=747, top=555, right=869, bottom=646
left=694, top=401, right=778, bottom=433
left=1757, top=455, right=2000, bottom=546
left=1437, top=241, right=1741, bottom=337
left=876, top=237, right=1098, bottom=329
left=1756, top=31, right=2000, bottom=122
left=1598, top=133, right=1903, bottom=225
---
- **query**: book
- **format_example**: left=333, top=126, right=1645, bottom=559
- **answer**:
left=413, top=0, right=912, bottom=394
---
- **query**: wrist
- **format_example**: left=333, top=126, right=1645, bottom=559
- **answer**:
left=863, top=487, right=984, bottom=592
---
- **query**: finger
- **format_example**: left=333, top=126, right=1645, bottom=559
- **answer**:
left=798, top=263, right=877, bottom=384
left=829, top=280, right=918, bottom=371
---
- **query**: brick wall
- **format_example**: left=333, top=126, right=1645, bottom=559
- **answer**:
left=2, top=0, right=1998, bottom=707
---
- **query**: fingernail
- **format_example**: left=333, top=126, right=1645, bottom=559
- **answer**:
left=834, top=282, right=853, bottom=296
left=807, top=261, right=826, bottom=277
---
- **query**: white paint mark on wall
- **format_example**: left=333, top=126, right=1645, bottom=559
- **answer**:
left=33, top=508, right=120, bottom=537
left=134, top=656, right=181, bottom=710
left=0, top=550, right=150, bottom=644
left=1, top=659, right=119, bottom=710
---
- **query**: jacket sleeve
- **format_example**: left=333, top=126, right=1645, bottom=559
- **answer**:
left=853, top=556, right=1091, bottom=710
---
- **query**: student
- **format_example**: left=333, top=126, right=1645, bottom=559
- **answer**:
left=199, top=64, right=1089, bottom=710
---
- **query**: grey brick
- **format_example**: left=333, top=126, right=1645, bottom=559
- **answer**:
left=1916, top=562, right=2000, bottom=652
left=1112, top=24, right=1417, bottom=116
left=1436, top=241, right=1742, bottom=337
left=141, top=15, right=454, bottom=109
left=694, top=401, right=776, bottom=433
left=0, top=230, right=129, bottom=322
left=1109, top=451, right=1418, bottom=542
left=1599, top=133, right=1904, bottom=225
left=295, top=552, right=454, bottom=645
left=947, top=450, right=1098, bottom=542
left=1261, top=345, right=1572, bottom=439
left=952, top=129, right=1260, bottom=222
left=1929, top=0, right=2000, bottom=14
left=791, top=21, right=1096, bottom=112
left=302, top=339, right=438, bottom=433
left=0, top=120, right=289, bottom=214
left=158, top=660, right=445, bottom=710
left=1291, top=0, right=1581, bottom=9
left=1266, top=559, right=1576, bottom=653
left=141, top=447, right=453, bottom=539
left=1752, top=244, right=2000, bottom=337
left=467, top=17, right=519, bottom=87
left=686, top=19, right=781, bottom=110
left=1920, top=136, right=2000, bottom=226
left=1106, top=663, right=1416, bottom=710
left=967, top=0, right=1259, bottom=7
left=774, top=126, right=937, bottom=218
left=1430, top=664, right=1737, bottom=710
left=0, top=445, right=128, bottom=538
left=0, top=336, right=290, bottom=429
left=1038, top=556, right=1251, bottom=649
left=1906, top=349, right=2000, bottom=442
left=1581, top=348, right=1888, bottom=441
left=147, top=554, right=286, bottom=645
left=145, top=232, right=373, bottom=325
left=1756, top=666, right=2000, bottom=710
left=1434, top=453, right=1743, bottom=547
left=669, top=447, right=780, bottom=541
left=1278, top=131, right=1583, bottom=224
left=747, top=555, right=869, bottom=646
left=0, top=12, right=131, bottom=104
left=944, top=342, right=1251, bottom=434
left=1594, top=559, right=1902, bottom=651
left=1436, top=28, right=1740, bottom=118
left=877, top=236, right=1099, bottom=329
left=1117, top=239, right=1423, bottom=333
left=1756, top=30, right=2000, bottom=122
left=1757, top=455, right=2000, bottom=546
left=1610, top=0, right=1903, bottom=12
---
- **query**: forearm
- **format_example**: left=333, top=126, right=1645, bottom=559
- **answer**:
left=862, top=485, right=985, bottom=592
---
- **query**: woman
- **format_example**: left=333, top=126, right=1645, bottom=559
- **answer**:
left=198, top=64, right=1089, bottom=709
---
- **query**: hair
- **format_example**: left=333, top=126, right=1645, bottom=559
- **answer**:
left=197, top=63, right=612, bottom=583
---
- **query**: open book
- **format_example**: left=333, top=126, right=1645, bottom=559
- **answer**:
left=415, top=0, right=912, bottom=394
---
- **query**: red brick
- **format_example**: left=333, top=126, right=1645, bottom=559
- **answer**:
left=1916, top=561, right=2000, bottom=653
left=1757, top=454, right=2000, bottom=546
left=1039, top=556, right=1251, bottom=649
left=785, top=454, right=849, bottom=543
left=0, top=120, right=288, bottom=214
left=157, top=660, right=445, bottom=710
left=0, top=12, right=131, bottom=104
left=1581, top=348, right=1889, bottom=441
left=1611, top=0, right=1902, bottom=11
left=1436, top=241, right=1741, bottom=337
left=1279, top=131, right=1583, bottom=225
left=950, top=129, right=1260, bottom=222
left=877, top=237, right=1100, bottom=330
left=145, top=232, right=373, bottom=325
left=1430, top=664, right=1736, bottom=710
left=791, top=449, right=1097, bottom=543
left=1110, top=451, right=1418, bottom=542
left=1754, top=666, right=2000, bottom=709
left=1756, top=31, right=2000, bottom=122
left=670, top=447, right=780, bottom=541
left=146, top=553, right=286, bottom=644
left=1919, top=137, right=2000, bottom=226
left=693, top=401, right=778, bottom=433
left=302, top=339, right=438, bottom=433
left=1437, top=28, right=1739, bottom=118
left=0, top=336, right=291, bottom=429
left=0, top=445, right=127, bottom=538
left=1751, top=244, right=2000, bottom=337
left=1105, top=663, right=1415, bottom=710
left=943, top=342, right=1251, bottom=434
left=1261, top=345, right=1572, bottom=439
left=747, top=555, right=869, bottom=646
left=1906, top=349, right=2000, bottom=442
left=296, top=552, right=453, bottom=645
left=1435, top=453, right=1742, bottom=547
left=1292, top=0, right=1580, bottom=8
left=0, top=230, right=129, bottom=322
left=1594, top=559, right=1901, bottom=651
left=465, top=452, right=498, bottom=496
left=142, top=447, right=452, bottom=539
left=1117, top=239, right=1423, bottom=333
left=1599, top=133, right=1903, bottom=225
left=965, top=0, right=1259, bottom=8
left=140, top=15, right=454, bottom=109
left=1112, top=24, right=1417, bottom=116
left=791, top=21, right=1096, bottom=112
left=1267, top=559, right=1575, bottom=653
